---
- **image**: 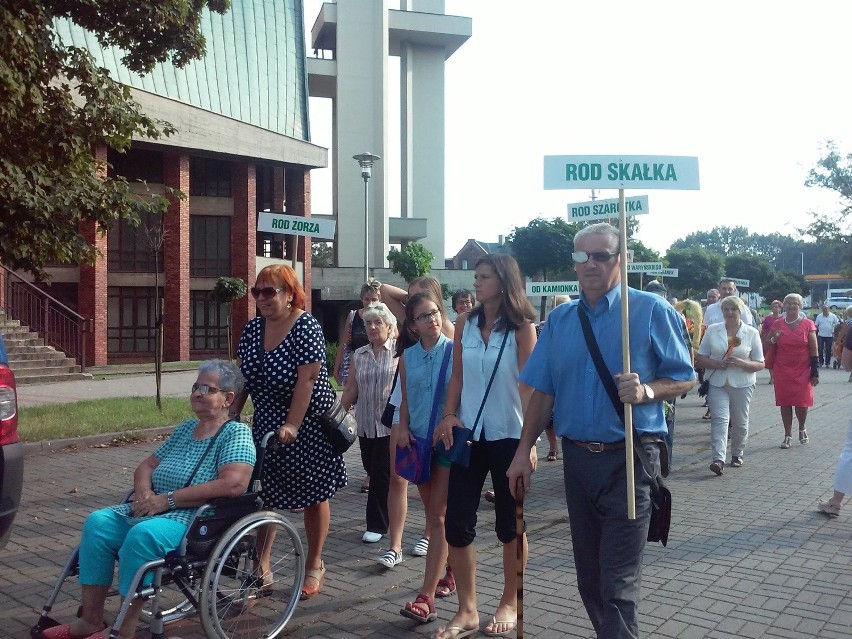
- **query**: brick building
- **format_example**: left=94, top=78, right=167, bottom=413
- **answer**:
left=6, top=1, right=326, bottom=366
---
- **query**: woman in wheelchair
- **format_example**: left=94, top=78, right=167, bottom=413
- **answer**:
left=42, top=360, right=256, bottom=639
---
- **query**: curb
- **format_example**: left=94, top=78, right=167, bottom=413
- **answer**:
left=22, top=425, right=178, bottom=457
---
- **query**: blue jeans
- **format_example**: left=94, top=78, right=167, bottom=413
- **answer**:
left=79, top=508, right=187, bottom=596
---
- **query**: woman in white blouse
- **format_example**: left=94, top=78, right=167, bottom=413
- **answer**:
left=696, top=296, right=765, bottom=475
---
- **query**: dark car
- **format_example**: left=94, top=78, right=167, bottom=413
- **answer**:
left=0, top=334, right=22, bottom=550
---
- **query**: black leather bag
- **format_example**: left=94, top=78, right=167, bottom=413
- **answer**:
left=318, top=397, right=357, bottom=456
left=436, top=426, right=474, bottom=467
left=380, top=368, right=399, bottom=428
left=646, top=478, right=672, bottom=545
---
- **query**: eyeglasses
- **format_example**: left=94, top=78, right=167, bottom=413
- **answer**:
left=572, top=251, right=619, bottom=264
left=414, top=309, right=441, bottom=324
left=191, top=383, right=225, bottom=395
left=250, top=286, right=283, bottom=299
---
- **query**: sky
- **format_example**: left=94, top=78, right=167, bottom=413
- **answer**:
left=304, top=1, right=852, bottom=257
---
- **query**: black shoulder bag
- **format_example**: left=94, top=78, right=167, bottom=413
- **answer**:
left=577, top=305, right=672, bottom=546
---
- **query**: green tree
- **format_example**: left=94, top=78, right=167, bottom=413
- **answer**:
left=670, top=226, right=754, bottom=256
left=311, top=242, right=334, bottom=267
left=724, top=254, right=774, bottom=293
left=508, top=217, right=577, bottom=280
left=759, top=272, right=810, bottom=305
left=211, top=276, right=248, bottom=362
left=664, top=248, right=725, bottom=299
left=625, top=238, right=662, bottom=289
left=802, top=142, right=852, bottom=275
left=387, top=242, right=433, bottom=283
left=0, top=0, right=230, bottom=278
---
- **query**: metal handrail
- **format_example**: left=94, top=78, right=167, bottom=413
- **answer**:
left=1, top=265, right=89, bottom=371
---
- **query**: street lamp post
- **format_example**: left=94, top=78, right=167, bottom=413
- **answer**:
left=353, top=152, right=381, bottom=284
left=800, top=251, right=804, bottom=275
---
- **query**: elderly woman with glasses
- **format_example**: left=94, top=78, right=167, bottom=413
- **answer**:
left=341, top=302, right=398, bottom=544
left=232, top=264, right=346, bottom=601
left=41, top=360, right=255, bottom=639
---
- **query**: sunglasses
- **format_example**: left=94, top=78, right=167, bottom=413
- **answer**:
left=191, top=383, right=226, bottom=395
left=572, top=251, right=619, bottom=264
left=250, top=286, right=283, bottom=299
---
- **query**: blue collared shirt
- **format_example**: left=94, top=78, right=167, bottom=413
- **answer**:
left=521, top=285, right=695, bottom=442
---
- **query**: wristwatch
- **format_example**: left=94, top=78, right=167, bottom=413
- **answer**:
left=167, top=491, right=177, bottom=510
left=642, top=384, right=655, bottom=402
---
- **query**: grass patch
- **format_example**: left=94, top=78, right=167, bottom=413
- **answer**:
left=19, top=397, right=254, bottom=443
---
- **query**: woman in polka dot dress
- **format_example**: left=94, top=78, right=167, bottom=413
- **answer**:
left=233, top=264, right=346, bottom=600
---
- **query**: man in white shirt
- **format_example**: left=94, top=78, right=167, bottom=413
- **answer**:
left=814, top=304, right=840, bottom=367
left=702, top=279, right=754, bottom=328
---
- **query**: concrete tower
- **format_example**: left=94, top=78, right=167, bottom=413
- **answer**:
left=307, top=0, right=471, bottom=278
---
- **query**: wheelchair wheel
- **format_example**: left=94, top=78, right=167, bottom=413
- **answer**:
left=199, top=511, right=305, bottom=639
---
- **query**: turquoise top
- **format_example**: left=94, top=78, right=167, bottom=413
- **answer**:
left=111, top=419, right=256, bottom=526
left=402, top=334, right=453, bottom=439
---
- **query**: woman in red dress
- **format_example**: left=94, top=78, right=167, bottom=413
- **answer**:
left=766, top=293, right=819, bottom=449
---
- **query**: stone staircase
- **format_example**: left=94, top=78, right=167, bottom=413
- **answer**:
left=0, top=315, right=92, bottom=385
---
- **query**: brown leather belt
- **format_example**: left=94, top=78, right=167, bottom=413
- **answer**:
left=566, top=434, right=659, bottom=453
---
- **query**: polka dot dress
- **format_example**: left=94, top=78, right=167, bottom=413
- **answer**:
left=238, top=313, right=347, bottom=510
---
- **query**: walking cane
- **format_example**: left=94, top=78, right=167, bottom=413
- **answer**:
left=515, top=477, right=525, bottom=639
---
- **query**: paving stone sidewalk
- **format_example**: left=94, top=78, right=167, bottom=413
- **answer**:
left=2, top=369, right=851, bottom=638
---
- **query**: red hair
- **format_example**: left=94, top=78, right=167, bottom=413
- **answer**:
left=256, top=264, right=306, bottom=309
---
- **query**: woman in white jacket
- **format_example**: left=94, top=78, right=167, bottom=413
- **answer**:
left=695, top=296, right=765, bottom=475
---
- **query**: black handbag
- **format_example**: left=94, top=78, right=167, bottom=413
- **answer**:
left=577, top=305, right=671, bottom=546
left=318, top=396, right=357, bottom=457
left=380, top=367, right=399, bottom=428
left=436, top=329, right=509, bottom=467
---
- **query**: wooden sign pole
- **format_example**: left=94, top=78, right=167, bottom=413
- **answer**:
left=618, top=188, right=636, bottom=519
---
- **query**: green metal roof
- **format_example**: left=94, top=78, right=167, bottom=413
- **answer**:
left=55, top=0, right=310, bottom=141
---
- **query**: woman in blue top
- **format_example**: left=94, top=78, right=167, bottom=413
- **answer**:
left=42, top=360, right=255, bottom=639
left=394, top=292, right=455, bottom=624
left=432, top=255, right=537, bottom=639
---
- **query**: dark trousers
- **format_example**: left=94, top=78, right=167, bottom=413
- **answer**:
left=359, top=435, right=390, bottom=534
left=818, top=335, right=834, bottom=365
left=445, top=438, right=521, bottom=547
left=562, top=437, right=658, bottom=639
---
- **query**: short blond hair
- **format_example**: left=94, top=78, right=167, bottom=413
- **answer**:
left=719, top=295, right=744, bottom=314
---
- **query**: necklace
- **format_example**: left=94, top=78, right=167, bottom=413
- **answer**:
left=784, top=316, right=800, bottom=325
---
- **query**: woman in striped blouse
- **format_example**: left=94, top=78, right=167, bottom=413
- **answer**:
left=341, top=302, right=399, bottom=543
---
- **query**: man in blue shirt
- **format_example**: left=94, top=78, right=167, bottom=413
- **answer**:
left=508, top=222, right=695, bottom=639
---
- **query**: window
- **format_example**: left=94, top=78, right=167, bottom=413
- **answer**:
left=256, top=164, right=275, bottom=212
left=191, top=216, right=232, bottom=277
left=107, top=148, right=164, bottom=184
left=190, top=290, right=229, bottom=352
left=190, top=157, right=232, bottom=197
left=107, top=287, right=156, bottom=354
left=107, top=212, right=163, bottom=272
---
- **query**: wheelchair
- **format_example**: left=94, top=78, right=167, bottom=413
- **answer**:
left=31, top=432, right=305, bottom=639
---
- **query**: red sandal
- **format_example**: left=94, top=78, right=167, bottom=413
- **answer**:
left=400, top=593, right=437, bottom=624
left=435, top=568, right=456, bottom=597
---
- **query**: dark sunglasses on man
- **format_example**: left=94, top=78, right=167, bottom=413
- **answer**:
left=572, top=251, right=619, bottom=264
